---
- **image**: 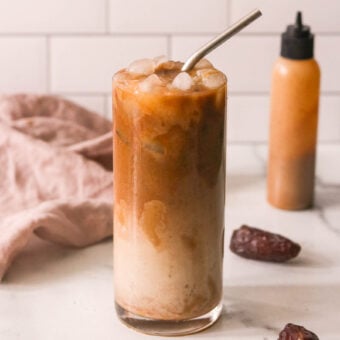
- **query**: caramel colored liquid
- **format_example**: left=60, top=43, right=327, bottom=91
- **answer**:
left=113, top=63, right=226, bottom=320
left=268, top=57, right=320, bottom=210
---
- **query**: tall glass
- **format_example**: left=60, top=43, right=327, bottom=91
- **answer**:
left=112, top=59, right=226, bottom=336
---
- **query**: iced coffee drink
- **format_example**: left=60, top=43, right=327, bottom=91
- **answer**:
left=113, top=56, right=226, bottom=335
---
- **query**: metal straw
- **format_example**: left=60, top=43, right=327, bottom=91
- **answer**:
left=181, top=9, right=262, bottom=72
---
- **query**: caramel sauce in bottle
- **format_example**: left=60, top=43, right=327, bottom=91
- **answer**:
left=268, top=12, right=320, bottom=210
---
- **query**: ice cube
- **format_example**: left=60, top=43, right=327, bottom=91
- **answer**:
left=154, top=55, right=168, bottom=67
left=156, top=60, right=182, bottom=72
left=138, top=74, right=163, bottom=92
left=194, top=58, right=213, bottom=69
left=171, top=72, right=193, bottom=91
left=112, top=71, right=125, bottom=83
left=198, top=69, right=226, bottom=88
left=128, top=58, right=155, bottom=76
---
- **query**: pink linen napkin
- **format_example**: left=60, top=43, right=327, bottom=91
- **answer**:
left=0, top=94, right=113, bottom=281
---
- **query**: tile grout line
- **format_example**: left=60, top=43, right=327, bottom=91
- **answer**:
left=55, top=92, right=110, bottom=96
left=0, top=31, right=340, bottom=37
left=167, top=34, right=172, bottom=59
left=226, top=0, right=231, bottom=26
left=105, top=0, right=110, bottom=33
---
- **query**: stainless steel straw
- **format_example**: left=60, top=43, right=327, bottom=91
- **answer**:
left=181, top=9, right=262, bottom=72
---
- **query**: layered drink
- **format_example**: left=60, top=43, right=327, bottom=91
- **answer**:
left=112, top=56, right=226, bottom=335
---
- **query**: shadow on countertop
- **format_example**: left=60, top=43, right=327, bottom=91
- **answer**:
left=196, top=284, right=340, bottom=339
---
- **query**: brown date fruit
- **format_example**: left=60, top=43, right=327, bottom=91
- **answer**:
left=229, top=225, right=301, bottom=262
left=278, top=323, right=319, bottom=340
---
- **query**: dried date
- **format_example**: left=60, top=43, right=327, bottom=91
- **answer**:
left=229, top=225, right=301, bottom=262
left=278, top=323, right=319, bottom=340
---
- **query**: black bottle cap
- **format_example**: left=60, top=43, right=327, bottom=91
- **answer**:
left=281, top=11, right=314, bottom=60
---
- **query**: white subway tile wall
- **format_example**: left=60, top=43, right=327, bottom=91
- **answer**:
left=0, top=0, right=339, bottom=143
left=109, top=0, right=228, bottom=33
left=0, top=0, right=106, bottom=33
left=50, top=36, right=167, bottom=92
left=172, top=35, right=279, bottom=93
left=0, top=38, right=47, bottom=92
left=230, top=0, right=340, bottom=33
left=63, top=95, right=108, bottom=117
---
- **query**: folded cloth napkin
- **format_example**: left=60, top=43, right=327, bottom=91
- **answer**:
left=0, top=94, right=113, bottom=281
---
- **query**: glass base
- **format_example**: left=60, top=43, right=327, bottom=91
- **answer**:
left=115, top=301, right=222, bottom=336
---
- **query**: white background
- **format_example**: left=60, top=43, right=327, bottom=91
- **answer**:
left=0, top=0, right=339, bottom=143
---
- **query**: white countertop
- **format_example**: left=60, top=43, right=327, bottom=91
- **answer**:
left=1, top=144, right=339, bottom=340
